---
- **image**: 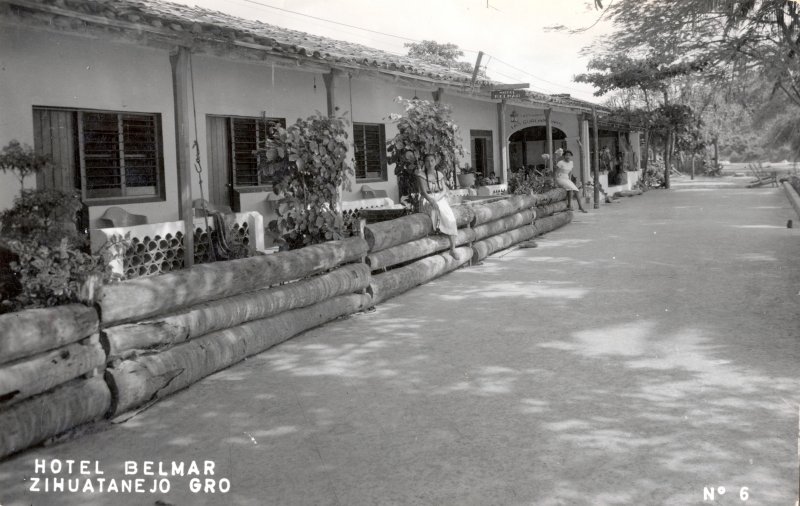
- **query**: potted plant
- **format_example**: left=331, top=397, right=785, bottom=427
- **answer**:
left=457, top=164, right=476, bottom=189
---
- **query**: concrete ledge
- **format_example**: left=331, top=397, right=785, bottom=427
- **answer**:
left=782, top=181, right=800, bottom=219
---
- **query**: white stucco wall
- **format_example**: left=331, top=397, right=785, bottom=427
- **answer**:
left=0, top=26, right=178, bottom=226
left=191, top=54, right=328, bottom=220
left=439, top=93, right=499, bottom=178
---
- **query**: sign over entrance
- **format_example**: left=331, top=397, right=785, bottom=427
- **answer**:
left=491, top=89, right=526, bottom=100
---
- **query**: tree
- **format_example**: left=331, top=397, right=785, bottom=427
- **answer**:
left=404, top=40, right=486, bottom=78
left=387, top=97, right=465, bottom=212
left=588, top=0, right=800, bottom=160
left=0, top=140, right=51, bottom=191
left=258, top=113, right=354, bottom=250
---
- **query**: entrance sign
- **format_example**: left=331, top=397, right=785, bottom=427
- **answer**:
left=491, top=89, right=526, bottom=100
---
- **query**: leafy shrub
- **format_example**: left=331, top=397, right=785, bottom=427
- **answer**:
left=508, top=170, right=557, bottom=195
left=258, top=113, right=353, bottom=250
left=0, top=140, right=50, bottom=191
left=387, top=97, right=465, bottom=211
left=0, top=189, right=84, bottom=248
left=2, top=238, right=110, bottom=311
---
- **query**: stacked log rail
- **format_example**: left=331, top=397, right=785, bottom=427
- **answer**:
left=100, top=237, right=371, bottom=417
left=0, top=305, right=108, bottom=459
left=0, top=190, right=580, bottom=458
left=363, top=210, right=475, bottom=303
left=471, top=189, right=574, bottom=263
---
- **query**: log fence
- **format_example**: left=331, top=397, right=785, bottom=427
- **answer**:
left=0, top=190, right=575, bottom=459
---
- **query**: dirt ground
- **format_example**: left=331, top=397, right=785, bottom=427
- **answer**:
left=0, top=175, right=799, bottom=505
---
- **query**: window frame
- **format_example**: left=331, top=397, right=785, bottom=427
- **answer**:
left=33, top=106, right=166, bottom=206
left=227, top=115, right=285, bottom=191
left=353, top=122, right=388, bottom=183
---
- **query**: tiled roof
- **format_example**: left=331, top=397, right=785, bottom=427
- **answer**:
left=4, top=0, right=606, bottom=111
left=5, top=0, right=483, bottom=86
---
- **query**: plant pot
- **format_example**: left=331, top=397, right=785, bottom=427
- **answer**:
left=457, top=173, right=476, bottom=188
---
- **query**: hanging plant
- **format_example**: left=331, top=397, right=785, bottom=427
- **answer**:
left=386, top=97, right=465, bottom=211
left=257, top=112, right=354, bottom=250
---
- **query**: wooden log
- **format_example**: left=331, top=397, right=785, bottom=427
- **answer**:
left=471, top=195, right=537, bottom=227
left=0, top=305, right=98, bottom=366
left=452, top=204, right=476, bottom=229
left=472, top=209, right=536, bottom=242
left=0, top=376, right=111, bottom=459
left=107, top=293, right=370, bottom=415
left=533, top=210, right=574, bottom=237
left=365, top=228, right=476, bottom=271
left=99, top=236, right=368, bottom=325
left=104, top=263, right=371, bottom=358
left=534, top=200, right=569, bottom=219
left=0, top=334, right=105, bottom=408
left=472, top=224, right=538, bottom=263
left=532, top=188, right=567, bottom=206
left=367, top=247, right=471, bottom=305
left=363, top=213, right=433, bottom=253
left=612, top=189, right=643, bottom=198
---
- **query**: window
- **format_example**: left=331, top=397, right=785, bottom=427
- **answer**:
left=470, top=129, right=494, bottom=179
left=207, top=115, right=285, bottom=192
left=33, top=107, right=165, bottom=204
left=353, top=123, right=387, bottom=181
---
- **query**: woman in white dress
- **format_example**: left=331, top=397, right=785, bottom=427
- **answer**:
left=415, top=153, right=458, bottom=257
left=554, top=150, right=588, bottom=213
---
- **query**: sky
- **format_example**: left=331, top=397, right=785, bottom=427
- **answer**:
left=168, top=0, right=614, bottom=103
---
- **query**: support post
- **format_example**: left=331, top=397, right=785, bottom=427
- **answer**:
left=170, top=46, right=194, bottom=269
left=592, top=106, right=600, bottom=209
left=545, top=108, right=554, bottom=178
left=323, top=69, right=336, bottom=117
left=470, top=51, right=484, bottom=93
left=497, top=99, right=507, bottom=184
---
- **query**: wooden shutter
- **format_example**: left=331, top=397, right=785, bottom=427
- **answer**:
left=80, top=111, right=122, bottom=198
left=32, top=108, right=77, bottom=192
left=206, top=115, right=232, bottom=207
left=121, top=114, right=159, bottom=195
left=231, top=118, right=259, bottom=187
left=354, top=123, right=386, bottom=181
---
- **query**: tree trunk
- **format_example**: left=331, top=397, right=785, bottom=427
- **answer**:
left=533, top=210, right=574, bottom=238
left=363, top=214, right=433, bottom=253
left=469, top=194, right=535, bottom=227
left=713, top=136, right=719, bottom=173
left=451, top=204, right=476, bottom=228
left=99, top=236, right=368, bottom=325
left=472, top=209, right=536, bottom=242
left=0, top=305, right=99, bottom=365
left=534, top=200, right=569, bottom=220
left=691, top=154, right=695, bottom=180
left=365, top=229, right=475, bottom=271
left=0, top=376, right=111, bottom=459
left=367, top=247, right=471, bottom=305
left=664, top=130, right=672, bottom=189
left=643, top=129, right=650, bottom=171
left=107, top=293, right=370, bottom=416
left=0, top=334, right=105, bottom=408
left=104, top=263, right=371, bottom=359
left=472, top=224, right=538, bottom=263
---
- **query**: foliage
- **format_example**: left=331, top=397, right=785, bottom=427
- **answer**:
left=386, top=97, right=465, bottom=211
left=0, top=140, right=51, bottom=191
left=0, top=189, right=84, bottom=248
left=580, top=0, right=800, bottom=159
left=258, top=112, right=353, bottom=250
left=404, top=40, right=486, bottom=78
left=2, top=238, right=110, bottom=311
left=508, top=170, right=557, bottom=195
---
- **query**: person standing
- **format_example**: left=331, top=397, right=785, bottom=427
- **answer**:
left=554, top=150, right=588, bottom=213
left=415, top=153, right=458, bottom=257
